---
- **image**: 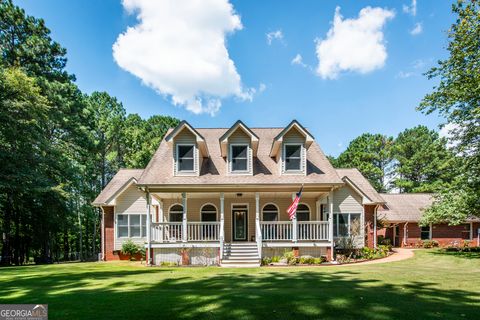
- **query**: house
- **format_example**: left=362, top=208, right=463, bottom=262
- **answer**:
left=377, top=194, right=480, bottom=247
left=92, top=120, right=480, bottom=266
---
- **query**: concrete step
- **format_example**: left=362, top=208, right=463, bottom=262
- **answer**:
left=220, top=263, right=261, bottom=268
left=224, top=252, right=259, bottom=257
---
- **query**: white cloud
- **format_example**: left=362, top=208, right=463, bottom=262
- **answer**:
left=439, top=123, right=460, bottom=149
left=403, top=0, right=417, bottom=16
left=113, top=0, right=252, bottom=115
left=410, top=22, right=423, bottom=35
left=291, top=54, right=307, bottom=67
left=258, top=83, right=267, bottom=93
left=396, top=71, right=414, bottom=78
left=266, top=30, right=284, bottom=45
left=315, top=6, right=395, bottom=79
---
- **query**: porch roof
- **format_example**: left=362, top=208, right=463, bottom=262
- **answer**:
left=92, top=169, right=144, bottom=206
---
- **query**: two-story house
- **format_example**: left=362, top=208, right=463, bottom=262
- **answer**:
left=93, top=120, right=479, bottom=266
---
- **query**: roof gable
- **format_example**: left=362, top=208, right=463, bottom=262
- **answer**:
left=270, top=120, right=315, bottom=157
left=165, top=120, right=209, bottom=157
left=219, top=120, right=259, bottom=157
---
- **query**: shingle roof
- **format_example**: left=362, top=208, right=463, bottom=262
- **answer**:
left=138, top=127, right=343, bottom=186
left=377, top=193, right=434, bottom=222
left=92, top=169, right=144, bottom=205
left=335, top=168, right=385, bottom=203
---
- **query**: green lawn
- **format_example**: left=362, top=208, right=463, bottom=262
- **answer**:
left=0, top=250, right=479, bottom=320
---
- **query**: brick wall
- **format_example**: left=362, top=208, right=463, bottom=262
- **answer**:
left=103, top=206, right=118, bottom=261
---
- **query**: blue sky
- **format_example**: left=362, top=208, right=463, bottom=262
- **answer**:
left=16, top=0, right=454, bottom=156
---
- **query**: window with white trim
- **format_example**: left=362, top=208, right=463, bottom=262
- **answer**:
left=296, top=204, right=310, bottom=221
left=333, top=213, right=361, bottom=237
left=169, top=204, right=183, bottom=222
left=420, top=226, right=431, bottom=240
left=117, top=214, right=147, bottom=238
left=177, top=144, right=195, bottom=172
left=201, top=204, right=217, bottom=221
left=230, top=144, right=248, bottom=172
left=262, top=204, right=278, bottom=221
left=284, top=144, right=302, bottom=171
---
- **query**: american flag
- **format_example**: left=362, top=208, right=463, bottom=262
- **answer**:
left=287, top=185, right=303, bottom=220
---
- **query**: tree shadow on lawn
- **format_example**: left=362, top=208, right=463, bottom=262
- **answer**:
left=429, top=250, right=480, bottom=260
left=0, top=267, right=478, bottom=320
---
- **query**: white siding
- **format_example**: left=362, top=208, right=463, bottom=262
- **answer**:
left=282, top=127, right=307, bottom=175
left=333, top=185, right=363, bottom=213
left=227, top=129, right=253, bottom=175
left=173, top=128, right=199, bottom=176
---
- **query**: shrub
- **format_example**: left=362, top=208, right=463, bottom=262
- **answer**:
left=121, top=240, right=141, bottom=260
left=160, top=261, right=177, bottom=267
left=282, top=250, right=298, bottom=265
left=422, top=240, right=439, bottom=249
left=261, top=257, right=272, bottom=266
left=299, top=255, right=315, bottom=264
left=271, top=256, right=281, bottom=263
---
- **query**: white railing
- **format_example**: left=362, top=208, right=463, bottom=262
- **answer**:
left=187, top=222, right=220, bottom=241
left=260, top=221, right=330, bottom=241
left=151, top=222, right=183, bottom=242
left=261, top=221, right=293, bottom=241
left=151, top=222, right=220, bottom=242
left=298, top=221, right=329, bottom=240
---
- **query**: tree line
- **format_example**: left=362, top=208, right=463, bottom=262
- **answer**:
left=0, top=0, right=179, bottom=265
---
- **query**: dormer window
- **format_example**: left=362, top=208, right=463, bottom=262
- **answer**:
left=284, top=144, right=302, bottom=171
left=230, top=144, right=248, bottom=172
left=177, top=144, right=195, bottom=172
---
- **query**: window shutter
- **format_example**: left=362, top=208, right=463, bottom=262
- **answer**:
left=174, top=146, right=177, bottom=175
left=281, top=146, right=286, bottom=174
left=301, top=145, right=307, bottom=174
left=248, top=146, right=253, bottom=173
left=227, top=147, right=231, bottom=174
left=194, top=145, right=199, bottom=175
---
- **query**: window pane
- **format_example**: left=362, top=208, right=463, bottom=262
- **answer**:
left=420, top=226, right=430, bottom=240
left=202, top=212, right=216, bottom=222
left=118, top=226, right=128, bottom=238
left=178, top=145, right=194, bottom=158
left=179, top=158, right=194, bottom=171
left=232, top=145, right=247, bottom=158
left=118, top=215, right=128, bottom=226
left=130, top=226, right=141, bottom=237
left=130, top=215, right=140, bottom=226
left=350, top=214, right=361, bottom=236
left=170, top=212, right=183, bottom=222
left=263, top=212, right=278, bottom=221
left=285, top=145, right=301, bottom=158
left=286, top=158, right=301, bottom=170
left=338, top=214, right=349, bottom=237
left=232, top=158, right=247, bottom=171
left=297, top=212, right=309, bottom=221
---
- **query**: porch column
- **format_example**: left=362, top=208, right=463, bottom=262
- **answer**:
left=159, top=200, right=164, bottom=243
left=182, top=192, right=187, bottom=242
left=292, top=193, right=298, bottom=242
left=220, top=193, right=225, bottom=259
left=255, top=192, right=262, bottom=257
left=146, top=190, right=152, bottom=265
left=315, top=199, right=320, bottom=221
left=328, top=190, right=334, bottom=261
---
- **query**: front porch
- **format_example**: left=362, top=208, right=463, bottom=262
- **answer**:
left=144, top=190, right=335, bottom=264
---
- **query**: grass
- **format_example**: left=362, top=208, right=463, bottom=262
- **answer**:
left=0, top=250, right=479, bottom=320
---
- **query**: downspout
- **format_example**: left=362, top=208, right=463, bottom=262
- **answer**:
left=403, top=222, right=409, bottom=247
left=100, top=206, right=105, bottom=261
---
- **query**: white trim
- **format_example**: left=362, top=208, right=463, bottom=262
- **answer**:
left=115, top=212, right=148, bottom=239
left=282, top=143, right=304, bottom=174
left=200, top=203, right=218, bottom=221
left=175, top=143, right=196, bottom=175
left=420, top=224, right=432, bottom=240
left=261, top=202, right=279, bottom=221
left=228, top=143, right=251, bottom=175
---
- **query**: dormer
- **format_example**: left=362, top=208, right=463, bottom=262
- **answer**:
left=270, top=120, right=314, bottom=175
left=219, top=120, right=259, bottom=175
left=165, top=121, right=209, bottom=176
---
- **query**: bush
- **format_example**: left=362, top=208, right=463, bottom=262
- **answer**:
left=282, top=250, right=299, bottom=265
left=160, top=261, right=177, bottom=267
left=271, top=256, right=281, bottom=263
left=261, top=257, right=272, bottom=266
left=121, top=240, right=141, bottom=260
left=422, top=240, right=439, bottom=249
left=360, top=246, right=390, bottom=260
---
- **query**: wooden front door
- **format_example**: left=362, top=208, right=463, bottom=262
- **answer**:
left=232, top=205, right=248, bottom=241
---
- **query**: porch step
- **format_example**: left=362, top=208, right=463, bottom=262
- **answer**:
left=221, top=242, right=260, bottom=267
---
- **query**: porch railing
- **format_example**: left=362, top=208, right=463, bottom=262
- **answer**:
left=260, top=221, right=329, bottom=241
left=151, top=222, right=220, bottom=243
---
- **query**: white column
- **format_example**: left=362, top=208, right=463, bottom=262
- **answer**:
left=470, top=222, right=473, bottom=240
left=315, top=199, right=320, bottom=221
left=159, top=200, right=164, bottom=243
left=255, top=192, right=262, bottom=257
left=220, top=192, right=225, bottom=259
left=328, top=190, right=334, bottom=261
left=146, top=190, right=152, bottom=265
left=292, top=193, right=298, bottom=242
left=100, top=207, right=105, bottom=261
left=182, top=192, right=187, bottom=242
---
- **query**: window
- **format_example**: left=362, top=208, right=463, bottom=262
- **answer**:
left=117, top=214, right=147, bottom=238
left=296, top=204, right=310, bottom=221
left=169, top=204, right=183, bottom=222
left=231, top=144, right=248, bottom=172
left=284, top=144, right=302, bottom=171
left=333, top=213, right=361, bottom=237
left=201, top=204, right=217, bottom=221
left=420, top=226, right=431, bottom=240
left=177, top=145, right=194, bottom=172
left=262, top=204, right=278, bottom=221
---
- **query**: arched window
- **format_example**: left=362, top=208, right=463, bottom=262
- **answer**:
left=262, top=204, right=278, bottom=221
left=201, top=204, right=217, bottom=221
left=169, top=204, right=183, bottom=222
left=296, top=204, right=310, bottom=221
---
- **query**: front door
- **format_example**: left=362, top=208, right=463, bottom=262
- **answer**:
left=232, top=205, right=248, bottom=241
